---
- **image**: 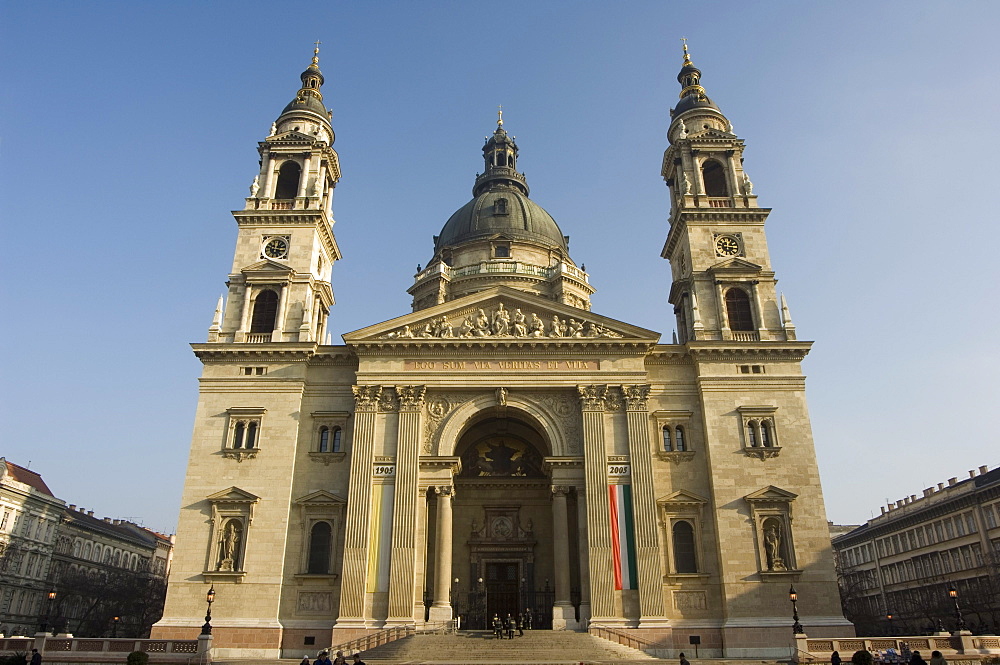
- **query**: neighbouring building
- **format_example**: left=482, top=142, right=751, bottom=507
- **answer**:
left=832, top=465, right=1000, bottom=636
left=152, top=44, right=850, bottom=658
left=0, top=459, right=173, bottom=637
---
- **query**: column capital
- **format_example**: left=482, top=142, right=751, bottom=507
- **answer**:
left=395, top=385, right=427, bottom=412
left=551, top=485, right=572, bottom=498
left=623, top=384, right=651, bottom=411
left=352, top=385, right=383, bottom=412
left=434, top=485, right=455, bottom=498
left=577, top=384, right=608, bottom=411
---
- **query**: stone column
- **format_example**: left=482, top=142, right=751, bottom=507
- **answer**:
left=272, top=283, right=288, bottom=341
left=551, top=486, right=578, bottom=629
left=334, top=385, right=381, bottom=629
left=623, top=385, right=668, bottom=627
left=428, top=485, right=454, bottom=622
left=386, top=386, right=426, bottom=626
left=578, top=385, right=617, bottom=622
left=237, top=283, right=253, bottom=341
left=298, top=154, right=312, bottom=199
left=750, top=280, right=767, bottom=339
left=576, top=487, right=591, bottom=624
left=715, top=280, right=730, bottom=337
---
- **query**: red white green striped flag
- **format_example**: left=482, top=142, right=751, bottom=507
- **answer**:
left=608, top=484, right=638, bottom=590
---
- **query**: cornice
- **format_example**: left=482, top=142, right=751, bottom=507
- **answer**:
left=349, top=339, right=658, bottom=356
left=192, top=343, right=355, bottom=365
left=687, top=342, right=812, bottom=361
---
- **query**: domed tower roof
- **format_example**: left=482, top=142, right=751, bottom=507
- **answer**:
left=671, top=40, right=722, bottom=118
left=435, top=111, right=569, bottom=253
left=408, top=111, right=593, bottom=313
left=278, top=45, right=331, bottom=122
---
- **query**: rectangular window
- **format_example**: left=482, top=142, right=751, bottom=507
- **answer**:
left=966, top=513, right=977, bottom=533
left=0, top=511, right=8, bottom=531
left=936, top=522, right=945, bottom=541
left=956, top=517, right=966, bottom=536
left=946, top=520, right=955, bottom=538
left=985, top=505, right=998, bottom=529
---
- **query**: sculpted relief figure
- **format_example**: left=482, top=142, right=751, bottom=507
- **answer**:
left=511, top=309, right=527, bottom=337
left=218, top=520, right=241, bottom=571
left=379, top=303, right=625, bottom=340
left=764, top=522, right=786, bottom=571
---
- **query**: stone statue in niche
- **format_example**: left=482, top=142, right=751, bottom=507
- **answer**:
left=742, top=172, right=754, bottom=195
left=681, top=174, right=692, bottom=196
left=677, top=119, right=688, bottom=139
left=249, top=175, right=260, bottom=197
left=764, top=520, right=786, bottom=571
left=218, top=520, right=242, bottom=571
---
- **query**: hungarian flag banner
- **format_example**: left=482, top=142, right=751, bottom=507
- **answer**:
left=608, top=484, right=638, bottom=590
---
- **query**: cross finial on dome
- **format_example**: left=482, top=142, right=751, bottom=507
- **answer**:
left=497, top=104, right=503, bottom=127
left=681, top=37, right=693, bottom=66
left=312, top=40, right=321, bottom=66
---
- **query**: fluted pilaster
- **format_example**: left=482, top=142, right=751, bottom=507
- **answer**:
left=428, top=485, right=455, bottom=622
left=336, top=385, right=382, bottom=624
left=623, top=384, right=667, bottom=625
left=386, top=385, right=426, bottom=624
left=578, top=384, right=616, bottom=621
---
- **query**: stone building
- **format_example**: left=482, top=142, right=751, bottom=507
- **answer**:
left=0, top=459, right=173, bottom=637
left=152, top=45, right=850, bottom=658
left=0, top=459, right=64, bottom=637
left=833, top=465, right=1000, bottom=635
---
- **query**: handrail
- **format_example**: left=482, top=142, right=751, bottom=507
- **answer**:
left=328, top=625, right=414, bottom=655
left=418, top=620, right=458, bottom=634
left=589, top=624, right=656, bottom=651
left=793, top=648, right=819, bottom=663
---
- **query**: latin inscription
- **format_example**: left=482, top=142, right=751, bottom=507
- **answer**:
left=404, top=359, right=599, bottom=371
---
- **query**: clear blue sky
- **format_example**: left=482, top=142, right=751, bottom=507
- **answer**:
left=2, top=1, right=998, bottom=535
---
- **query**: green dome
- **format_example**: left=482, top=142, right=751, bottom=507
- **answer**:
left=435, top=188, right=569, bottom=253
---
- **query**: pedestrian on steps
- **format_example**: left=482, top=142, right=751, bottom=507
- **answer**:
left=680, top=652, right=690, bottom=665
left=30, top=650, right=42, bottom=665
left=333, top=650, right=346, bottom=665
left=300, top=655, right=310, bottom=665
left=352, top=653, right=366, bottom=665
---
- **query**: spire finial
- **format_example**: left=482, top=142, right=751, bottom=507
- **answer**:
left=312, top=40, right=321, bottom=65
left=681, top=37, right=692, bottom=66
left=497, top=104, right=503, bottom=127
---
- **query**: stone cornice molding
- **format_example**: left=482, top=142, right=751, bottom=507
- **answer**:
left=349, top=339, right=657, bottom=355
left=687, top=342, right=813, bottom=361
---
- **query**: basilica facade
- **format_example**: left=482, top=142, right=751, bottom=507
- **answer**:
left=152, top=45, right=851, bottom=658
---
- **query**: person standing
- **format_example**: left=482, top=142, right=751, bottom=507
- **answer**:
left=831, top=651, right=841, bottom=665
left=30, top=650, right=42, bottom=665
left=517, top=612, right=525, bottom=637
left=929, top=651, right=946, bottom=665
left=910, top=651, right=927, bottom=665
left=680, top=652, right=690, bottom=665
left=352, top=654, right=366, bottom=665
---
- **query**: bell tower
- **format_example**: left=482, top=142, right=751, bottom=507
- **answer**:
left=661, top=42, right=795, bottom=344
left=211, top=45, right=342, bottom=345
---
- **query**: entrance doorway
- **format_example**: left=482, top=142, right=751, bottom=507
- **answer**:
left=485, top=561, right=520, bottom=620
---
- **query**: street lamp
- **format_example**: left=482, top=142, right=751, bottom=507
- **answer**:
left=947, top=585, right=966, bottom=632
left=112, top=616, right=120, bottom=638
left=886, top=611, right=894, bottom=636
left=39, top=590, right=57, bottom=634
left=789, top=585, right=804, bottom=634
left=200, top=585, right=216, bottom=636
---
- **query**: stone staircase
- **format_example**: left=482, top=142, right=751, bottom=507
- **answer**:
left=350, top=629, right=660, bottom=663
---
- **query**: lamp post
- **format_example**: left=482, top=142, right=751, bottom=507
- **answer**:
left=789, top=585, right=804, bottom=634
left=886, top=611, right=894, bottom=636
left=39, top=589, right=57, bottom=634
left=947, top=585, right=966, bottom=632
left=200, top=585, right=216, bottom=636
left=112, top=616, right=120, bottom=638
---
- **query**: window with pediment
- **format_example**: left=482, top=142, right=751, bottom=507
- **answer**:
left=658, top=490, right=708, bottom=578
left=295, top=491, right=346, bottom=578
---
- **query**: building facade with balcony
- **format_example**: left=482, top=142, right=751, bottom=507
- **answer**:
left=832, top=465, right=1000, bottom=635
left=153, top=45, right=850, bottom=659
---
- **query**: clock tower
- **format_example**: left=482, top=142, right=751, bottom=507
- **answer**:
left=661, top=43, right=795, bottom=344
left=213, top=46, right=341, bottom=345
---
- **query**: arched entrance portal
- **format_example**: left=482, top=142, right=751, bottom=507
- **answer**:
left=426, top=409, right=581, bottom=629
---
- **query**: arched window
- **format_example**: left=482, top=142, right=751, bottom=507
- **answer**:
left=662, top=426, right=672, bottom=451
left=760, top=421, right=771, bottom=447
left=747, top=421, right=758, bottom=447
left=318, top=426, right=330, bottom=452
left=274, top=160, right=301, bottom=199
left=250, top=289, right=279, bottom=333
left=307, top=522, right=332, bottom=574
left=702, top=159, right=728, bottom=197
left=674, top=426, right=686, bottom=452
left=84, top=543, right=92, bottom=560
left=73, top=541, right=80, bottom=557
left=233, top=421, right=246, bottom=449
left=332, top=427, right=342, bottom=452
left=672, top=521, right=698, bottom=573
left=725, top=288, right=754, bottom=331
left=246, top=421, right=258, bottom=449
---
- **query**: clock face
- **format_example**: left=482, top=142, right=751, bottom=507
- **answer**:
left=715, top=235, right=740, bottom=257
left=264, top=237, right=288, bottom=259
